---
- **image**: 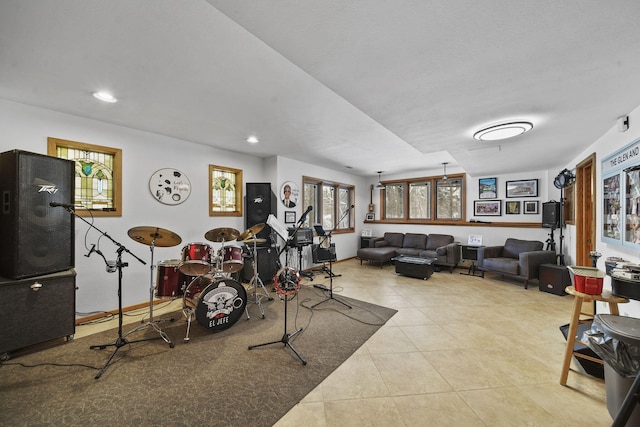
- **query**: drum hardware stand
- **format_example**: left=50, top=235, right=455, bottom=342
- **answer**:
left=312, top=206, right=353, bottom=309
left=245, top=237, right=273, bottom=319
left=249, top=268, right=306, bottom=365
left=295, top=243, right=314, bottom=280
left=123, top=236, right=174, bottom=347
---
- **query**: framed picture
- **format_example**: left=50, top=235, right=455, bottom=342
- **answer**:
left=281, top=181, right=299, bottom=208
left=365, top=213, right=375, bottom=221
left=474, top=200, right=501, bottom=216
left=523, top=200, right=539, bottom=214
left=285, top=211, right=296, bottom=224
left=479, top=177, right=497, bottom=199
left=506, top=179, right=538, bottom=198
left=505, top=200, right=520, bottom=215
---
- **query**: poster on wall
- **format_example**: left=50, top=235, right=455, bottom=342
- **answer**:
left=280, top=181, right=299, bottom=208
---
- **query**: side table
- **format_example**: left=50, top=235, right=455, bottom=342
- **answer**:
left=460, top=244, right=483, bottom=276
left=560, top=286, right=629, bottom=386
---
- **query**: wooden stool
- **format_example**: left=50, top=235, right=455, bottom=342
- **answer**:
left=560, top=286, right=629, bottom=385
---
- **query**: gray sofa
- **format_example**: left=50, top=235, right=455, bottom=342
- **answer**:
left=357, top=232, right=460, bottom=272
left=477, top=238, right=557, bottom=288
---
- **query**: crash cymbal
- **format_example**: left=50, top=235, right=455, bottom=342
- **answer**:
left=238, top=223, right=265, bottom=241
left=127, top=226, right=182, bottom=247
left=204, top=227, right=240, bottom=242
left=242, top=237, right=267, bottom=244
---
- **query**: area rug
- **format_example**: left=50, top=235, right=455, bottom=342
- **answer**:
left=0, top=286, right=396, bottom=426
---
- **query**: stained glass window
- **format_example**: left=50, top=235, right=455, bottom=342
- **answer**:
left=48, top=138, right=122, bottom=217
left=209, top=164, right=242, bottom=216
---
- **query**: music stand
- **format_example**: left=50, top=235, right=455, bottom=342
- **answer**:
left=311, top=224, right=351, bottom=309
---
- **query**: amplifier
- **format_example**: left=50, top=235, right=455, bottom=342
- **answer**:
left=287, top=227, right=313, bottom=246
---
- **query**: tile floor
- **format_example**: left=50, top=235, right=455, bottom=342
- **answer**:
left=76, top=259, right=615, bottom=426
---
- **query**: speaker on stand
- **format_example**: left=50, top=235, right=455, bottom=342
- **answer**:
left=0, top=150, right=75, bottom=279
left=245, top=183, right=276, bottom=244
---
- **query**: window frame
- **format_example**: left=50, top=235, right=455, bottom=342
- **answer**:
left=380, top=173, right=466, bottom=223
left=302, top=176, right=355, bottom=234
left=47, top=137, right=122, bottom=217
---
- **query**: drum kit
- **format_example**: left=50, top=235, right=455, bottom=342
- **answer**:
left=127, top=223, right=274, bottom=344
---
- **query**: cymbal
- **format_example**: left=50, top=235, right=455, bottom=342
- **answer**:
left=242, top=237, right=267, bottom=244
left=204, top=227, right=240, bottom=242
left=238, top=223, right=265, bottom=241
left=128, top=226, right=182, bottom=247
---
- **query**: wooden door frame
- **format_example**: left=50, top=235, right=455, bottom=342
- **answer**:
left=575, top=153, right=597, bottom=266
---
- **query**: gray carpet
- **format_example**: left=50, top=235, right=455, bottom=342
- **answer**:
left=0, top=286, right=396, bottom=426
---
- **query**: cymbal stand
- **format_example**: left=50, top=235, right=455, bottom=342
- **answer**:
left=248, top=269, right=306, bottom=365
left=123, top=236, right=174, bottom=347
left=246, top=238, right=273, bottom=319
left=312, top=207, right=352, bottom=309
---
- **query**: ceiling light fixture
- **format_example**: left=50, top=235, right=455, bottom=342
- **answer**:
left=375, top=171, right=385, bottom=189
left=473, top=121, right=533, bottom=141
left=92, top=91, right=117, bottom=103
left=441, top=162, right=448, bottom=181
left=246, top=136, right=259, bottom=144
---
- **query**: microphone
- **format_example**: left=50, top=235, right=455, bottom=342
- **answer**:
left=85, top=244, right=96, bottom=258
left=50, top=201, right=75, bottom=208
left=298, top=205, right=313, bottom=224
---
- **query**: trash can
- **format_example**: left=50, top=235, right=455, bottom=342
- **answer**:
left=584, top=314, right=640, bottom=426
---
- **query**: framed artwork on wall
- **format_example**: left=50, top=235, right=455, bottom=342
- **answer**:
left=474, top=200, right=501, bottom=216
left=523, top=200, right=539, bottom=214
left=285, top=211, right=296, bottom=224
left=281, top=181, right=299, bottom=208
left=505, top=200, right=520, bottom=215
left=149, top=168, right=191, bottom=205
left=506, top=179, right=538, bottom=198
left=479, top=177, right=497, bottom=199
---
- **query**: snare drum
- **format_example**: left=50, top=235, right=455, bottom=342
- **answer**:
left=222, top=246, right=244, bottom=273
left=155, top=260, right=188, bottom=298
left=180, top=242, right=212, bottom=276
left=183, top=275, right=247, bottom=332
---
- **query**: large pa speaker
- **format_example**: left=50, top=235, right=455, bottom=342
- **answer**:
left=0, top=150, right=75, bottom=279
left=542, top=201, right=560, bottom=229
left=241, top=246, right=279, bottom=284
left=245, top=183, right=276, bottom=242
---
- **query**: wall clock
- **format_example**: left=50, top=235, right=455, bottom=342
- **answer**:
left=149, top=168, right=191, bottom=205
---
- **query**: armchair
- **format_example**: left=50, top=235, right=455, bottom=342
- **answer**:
left=477, top=238, right=557, bottom=288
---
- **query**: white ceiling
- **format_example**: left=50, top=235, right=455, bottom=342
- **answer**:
left=1, top=0, right=640, bottom=178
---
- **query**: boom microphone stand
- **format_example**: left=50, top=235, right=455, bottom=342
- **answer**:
left=312, top=205, right=353, bottom=309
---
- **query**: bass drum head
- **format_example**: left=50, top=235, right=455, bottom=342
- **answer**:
left=188, top=276, right=247, bottom=332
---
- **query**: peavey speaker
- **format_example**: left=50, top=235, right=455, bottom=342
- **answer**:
left=542, top=201, right=560, bottom=229
left=0, top=150, right=75, bottom=279
left=245, top=183, right=276, bottom=242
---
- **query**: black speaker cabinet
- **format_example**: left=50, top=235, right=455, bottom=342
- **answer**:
left=542, top=201, right=560, bottom=229
left=539, top=263, right=569, bottom=295
left=0, top=150, right=75, bottom=279
left=245, top=183, right=276, bottom=242
left=241, top=246, right=279, bottom=284
left=0, top=269, right=76, bottom=355
left=312, top=243, right=336, bottom=263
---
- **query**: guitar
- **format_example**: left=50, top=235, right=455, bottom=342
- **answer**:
left=369, top=184, right=375, bottom=213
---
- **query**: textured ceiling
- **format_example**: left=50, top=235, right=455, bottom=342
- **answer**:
left=1, top=0, right=640, bottom=177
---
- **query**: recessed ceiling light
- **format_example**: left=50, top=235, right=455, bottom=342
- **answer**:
left=473, top=121, right=533, bottom=141
left=92, top=91, right=117, bottom=103
left=246, top=136, right=259, bottom=144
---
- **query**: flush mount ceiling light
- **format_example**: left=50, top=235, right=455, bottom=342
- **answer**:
left=375, top=171, right=385, bottom=189
left=246, top=136, right=259, bottom=144
left=473, top=121, right=533, bottom=141
left=92, top=91, right=117, bottom=103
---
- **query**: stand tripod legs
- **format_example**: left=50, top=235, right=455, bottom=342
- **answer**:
left=248, top=327, right=306, bottom=365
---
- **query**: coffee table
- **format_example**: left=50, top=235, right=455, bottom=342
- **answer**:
left=392, top=256, right=435, bottom=280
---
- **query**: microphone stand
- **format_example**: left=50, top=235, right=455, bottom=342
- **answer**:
left=56, top=206, right=165, bottom=379
left=312, top=206, right=352, bottom=309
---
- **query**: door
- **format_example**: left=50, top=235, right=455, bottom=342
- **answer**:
left=575, top=153, right=597, bottom=266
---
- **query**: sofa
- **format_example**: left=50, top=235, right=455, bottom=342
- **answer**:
left=357, top=232, right=460, bottom=272
left=476, top=238, right=557, bottom=288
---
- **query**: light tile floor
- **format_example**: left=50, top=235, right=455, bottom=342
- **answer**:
left=76, top=259, right=614, bottom=426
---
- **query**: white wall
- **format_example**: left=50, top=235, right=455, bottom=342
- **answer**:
left=564, top=103, right=640, bottom=317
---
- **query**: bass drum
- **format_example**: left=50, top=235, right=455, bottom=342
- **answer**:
left=183, top=275, right=247, bottom=332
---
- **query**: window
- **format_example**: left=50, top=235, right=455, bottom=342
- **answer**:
left=48, top=137, right=122, bottom=217
left=209, top=165, right=242, bottom=216
left=381, top=174, right=465, bottom=222
left=303, top=176, right=355, bottom=233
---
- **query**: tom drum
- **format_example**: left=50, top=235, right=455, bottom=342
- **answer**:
left=222, top=246, right=244, bottom=273
left=155, top=259, right=188, bottom=298
left=180, top=242, right=213, bottom=276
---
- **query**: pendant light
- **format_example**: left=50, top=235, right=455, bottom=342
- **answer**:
left=441, top=162, right=448, bottom=181
left=375, top=171, right=385, bottom=189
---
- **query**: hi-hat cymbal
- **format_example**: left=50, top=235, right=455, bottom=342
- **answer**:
left=128, top=226, right=182, bottom=247
left=204, top=227, right=240, bottom=242
left=238, top=223, right=265, bottom=241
